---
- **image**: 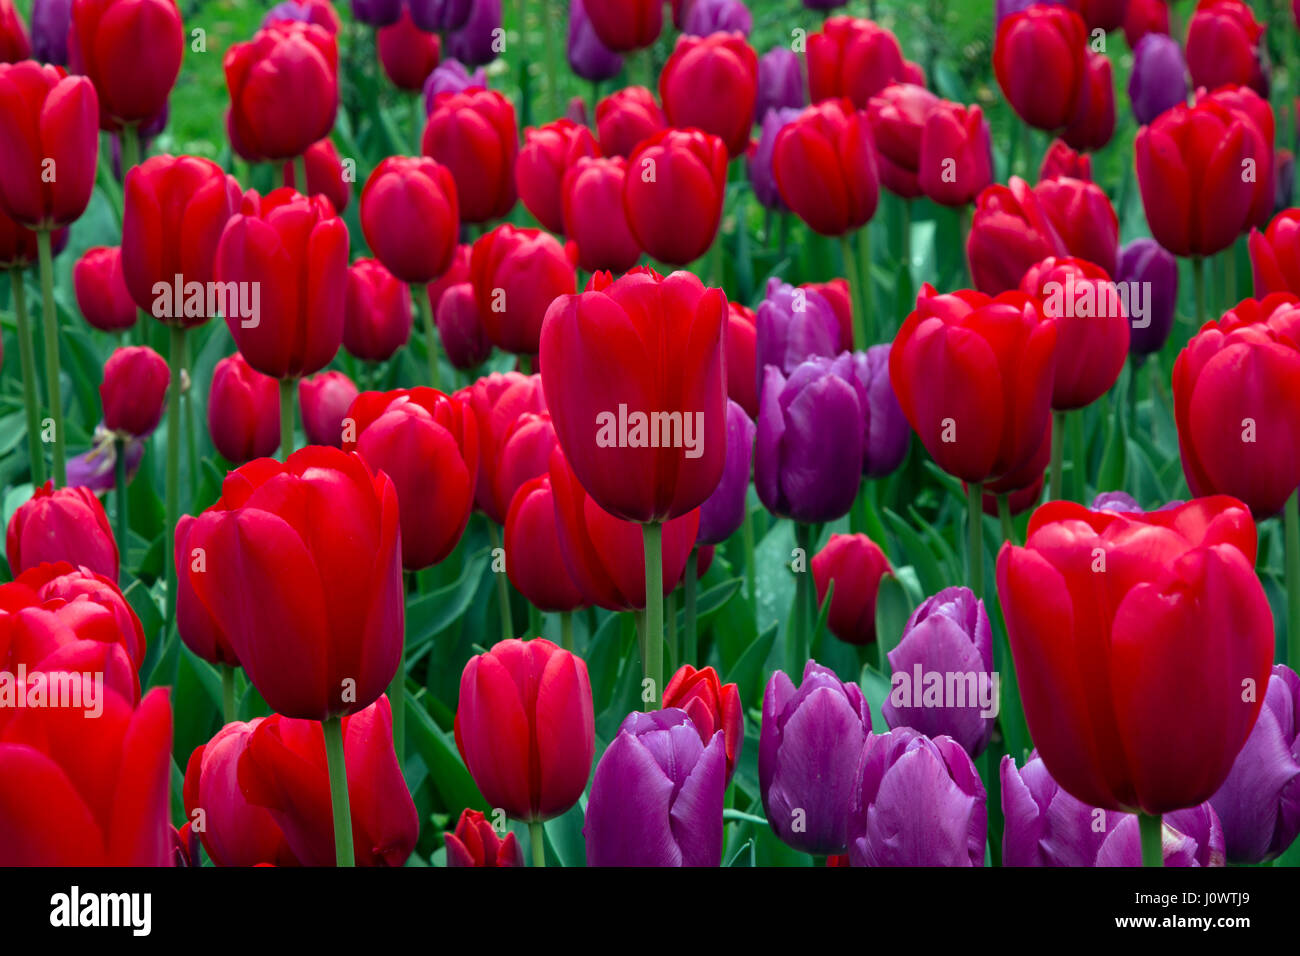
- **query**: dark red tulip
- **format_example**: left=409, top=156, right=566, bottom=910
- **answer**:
left=980, top=418, right=1051, bottom=517
left=660, top=31, right=759, bottom=159
left=1062, top=51, right=1115, bottom=152
left=455, top=371, right=547, bottom=522
left=436, top=281, right=491, bottom=369
left=298, top=369, right=358, bottom=448
left=1123, top=0, right=1169, bottom=48
left=583, top=0, right=661, bottom=53
left=1249, top=210, right=1300, bottom=297
left=281, top=137, right=352, bottom=213
left=0, top=207, right=45, bottom=267
left=101, top=345, right=169, bottom=437
left=68, top=0, right=183, bottom=131
left=360, top=155, right=459, bottom=284
left=470, top=224, right=575, bottom=356
left=663, top=663, right=744, bottom=782
left=0, top=0, right=29, bottom=63
left=504, top=474, right=586, bottom=613
left=516, top=118, right=599, bottom=235
left=562, top=156, right=640, bottom=274
left=725, top=300, right=758, bottom=418
left=427, top=241, right=470, bottom=312
left=422, top=87, right=517, bottom=223
left=377, top=6, right=440, bottom=92
left=917, top=99, right=993, bottom=208
left=1033, top=175, right=1118, bottom=277
left=343, top=257, right=413, bottom=362
left=1079, top=0, right=1126, bottom=32
left=444, top=808, right=524, bottom=867
left=6, top=481, right=118, bottom=581
left=73, top=245, right=136, bottom=332
left=773, top=99, right=879, bottom=237
left=623, top=128, right=728, bottom=265
left=866, top=83, right=939, bottom=200
left=595, top=85, right=665, bottom=159
left=207, top=352, right=280, bottom=465
left=482, top=408, right=558, bottom=528
left=994, top=4, right=1088, bottom=131
left=1199, top=85, right=1275, bottom=232
left=1039, top=138, right=1091, bottom=181
left=1186, top=0, right=1267, bottom=98
left=807, top=16, right=906, bottom=109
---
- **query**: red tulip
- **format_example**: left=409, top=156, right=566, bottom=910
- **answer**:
left=360, top=155, right=459, bottom=284
left=623, top=128, right=728, bottom=265
left=866, top=83, right=939, bottom=200
left=504, top=474, right=586, bottom=613
left=0, top=0, right=29, bottom=63
left=516, top=118, right=599, bottom=235
left=773, top=99, right=879, bottom=237
left=482, top=408, right=558, bottom=529
left=68, top=0, right=183, bottom=131
left=298, top=370, right=358, bottom=448
left=215, top=187, right=349, bottom=379
left=0, top=683, right=172, bottom=865
left=980, top=417, right=1051, bottom=517
left=343, top=257, right=413, bottom=362
left=73, top=245, right=136, bottom=332
left=377, top=7, right=439, bottom=92
left=663, top=664, right=743, bottom=782
left=917, top=100, right=993, bottom=208
left=455, top=371, right=547, bottom=522
left=0, top=207, right=45, bottom=267
left=422, top=87, right=517, bottom=223
left=890, top=284, right=1057, bottom=483
left=175, top=447, right=403, bottom=719
left=343, top=387, right=478, bottom=570
left=994, top=4, right=1088, bottom=131
left=813, top=533, right=892, bottom=646
left=121, top=154, right=243, bottom=323
left=1249, top=209, right=1300, bottom=296
left=966, top=177, right=1066, bottom=295
left=436, top=282, right=491, bottom=369
left=1039, top=138, right=1091, bottom=181
left=583, top=0, right=661, bottom=53
left=997, top=497, right=1273, bottom=813
left=1123, top=0, right=1170, bottom=48
left=281, top=137, right=352, bottom=213
left=1062, top=51, right=1115, bottom=152
left=0, top=61, right=98, bottom=228
left=455, top=638, right=595, bottom=822
left=6, top=481, right=117, bottom=581
left=595, top=85, right=666, bottom=159
left=1186, top=0, right=1267, bottom=98
left=725, top=300, right=758, bottom=418
left=660, top=31, right=759, bottom=159
left=807, top=16, right=907, bottom=109
left=225, top=21, right=338, bottom=161
left=207, top=352, right=280, bottom=465
left=470, top=224, right=575, bottom=356
left=562, top=156, right=640, bottom=274
left=101, top=345, right=169, bottom=437
left=1033, top=175, right=1118, bottom=278
left=1199, top=85, right=1275, bottom=232
left=1079, top=0, right=1127, bottom=32
left=444, top=808, right=524, bottom=867
left=238, top=696, right=418, bottom=866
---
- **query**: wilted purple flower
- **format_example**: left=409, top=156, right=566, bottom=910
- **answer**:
left=584, top=708, right=726, bottom=866
left=881, top=587, right=995, bottom=757
left=842, top=346, right=909, bottom=477
left=31, top=0, right=71, bottom=65
left=757, top=278, right=841, bottom=379
left=1117, top=237, right=1178, bottom=356
left=849, top=728, right=987, bottom=866
left=748, top=107, right=801, bottom=210
left=568, top=0, right=623, bottom=82
left=697, top=400, right=755, bottom=545
left=1091, top=490, right=1141, bottom=513
left=1208, top=665, right=1300, bottom=863
left=760, top=660, right=872, bottom=855
left=67, top=429, right=145, bottom=493
left=684, top=0, right=752, bottom=37
left=754, top=48, right=805, bottom=126
left=423, top=58, right=487, bottom=113
left=408, top=0, right=473, bottom=32
left=1003, top=751, right=1227, bottom=866
left=447, top=0, right=502, bottom=68
left=351, top=0, right=402, bottom=27
left=1129, top=34, right=1188, bottom=125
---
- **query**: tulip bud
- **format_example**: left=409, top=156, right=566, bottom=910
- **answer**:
left=562, top=156, right=641, bottom=274
left=504, top=474, right=585, bottom=613
left=101, top=345, right=169, bottom=438
left=807, top=16, right=906, bottom=108
left=624, top=128, right=728, bottom=265
left=664, top=664, right=744, bottom=782
left=517, top=118, right=599, bottom=235
left=773, top=100, right=879, bottom=237
left=445, top=808, right=524, bottom=867
left=697, top=400, right=755, bottom=546
left=377, top=7, right=440, bottom=92
left=408, top=0, right=471, bottom=32
left=73, top=246, right=137, bottom=333
left=595, top=85, right=666, bottom=159
left=436, top=281, right=492, bottom=369
left=724, top=301, right=758, bottom=417
left=7, top=481, right=118, bottom=581
left=344, top=258, right=413, bottom=362
left=298, top=370, right=357, bottom=448
left=0, top=0, right=28, bottom=62
left=754, top=47, right=805, bottom=124
left=994, top=5, right=1088, bottom=132
left=422, top=87, right=517, bottom=223
left=966, top=177, right=1067, bottom=295
left=68, top=0, right=183, bottom=131
left=1128, top=33, right=1188, bottom=126
left=1187, top=0, right=1267, bottom=98
left=471, top=224, right=575, bottom=356
left=660, top=32, right=758, bottom=159
left=567, top=0, right=622, bottom=82
left=207, top=352, right=280, bottom=464
left=361, top=156, right=459, bottom=285
left=584, top=0, right=661, bottom=52
left=455, top=370, right=546, bottom=516
left=1032, top=175, right=1119, bottom=277
left=812, top=533, right=891, bottom=646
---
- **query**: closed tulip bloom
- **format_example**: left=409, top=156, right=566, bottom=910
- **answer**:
left=456, top=638, right=594, bottom=822
left=445, top=808, right=524, bottom=867
left=1201, top=84, right=1275, bottom=232
left=755, top=47, right=805, bottom=124
left=0, top=0, right=29, bottom=62
left=1250, top=210, right=1300, bottom=298
left=1186, top=0, right=1266, bottom=98
left=757, top=277, right=841, bottom=379
left=664, top=665, right=743, bottom=783
left=1062, top=51, right=1114, bottom=151
left=207, top=352, right=280, bottom=464
left=176, top=447, right=404, bottom=719
left=1208, top=665, right=1300, bottom=863
left=0, top=683, right=172, bottom=865
left=994, top=5, right=1087, bottom=131
left=585, top=708, right=726, bottom=866
left=807, top=16, right=905, bottom=108
left=624, top=128, right=728, bottom=265
left=998, top=497, right=1273, bottom=813
left=225, top=22, right=338, bottom=161
left=1128, top=33, right=1187, bottom=126
left=867, top=83, right=939, bottom=200
left=121, top=154, right=243, bottom=322
left=1020, top=257, right=1129, bottom=410
left=805, top=279, right=853, bottom=348
left=1123, top=0, right=1169, bottom=47
left=1038, top=139, right=1091, bottom=181
left=881, top=587, right=994, bottom=756
left=891, top=285, right=1056, bottom=483
left=917, top=100, right=993, bottom=208
left=684, top=0, right=751, bottom=35
left=812, top=533, right=891, bottom=646
left=596, top=85, right=666, bottom=159
left=216, top=188, right=349, bottom=380
left=68, top=0, right=182, bottom=130
left=723, top=302, right=758, bottom=418
left=183, top=720, right=297, bottom=867
left=343, top=387, right=478, bottom=570
left=238, top=697, right=418, bottom=866
left=456, top=371, right=546, bottom=519
left=584, top=0, right=661, bottom=52
left=747, top=106, right=800, bottom=210
left=849, top=728, right=987, bottom=866
left=422, top=87, right=516, bottom=223
left=774, top=99, right=879, bottom=237
left=282, top=138, right=351, bottom=212
left=660, top=32, right=758, bottom=159
left=696, top=400, right=754, bottom=546
left=966, top=178, right=1065, bottom=294
left=471, top=224, right=575, bottom=356
left=1078, top=0, right=1125, bottom=32
left=1135, top=99, right=1256, bottom=258
left=30, top=0, right=70, bottom=64
left=73, top=245, right=136, bottom=332
left=848, top=345, right=909, bottom=476
left=1002, top=751, right=1227, bottom=866
left=360, top=156, right=459, bottom=285
left=298, top=370, right=357, bottom=448
left=488, top=409, right=559, bottom=527
left=6, top=481, right=117, bottom=581
left=981, top=419, right=1051, bottom=516
left=1033, top=175, right=1118, bottom=277
left=101, top=345, right=169, bottom=438
left=504, top=475, right=585, bottom=613
left=1118, top=238, right=1177, bottom=356
left=377, top=7, right=439, bottom=92
left=343, top=258, right=412, bottom=362
left=408, top=0, right=471, bottom=32
left=436, top=282, right=491, bottom=369
left=761, top=660, right=872, bottom=854
left=350, top=0, right=400, bottom=25
left=540, top=269, right=726, bottom=523
left=444, top=0, right=500, bottom=68
left=0, top=61, right=98, bottom=228
left=517, top=118, right=599, bottom=235
left=568, top=0, right=622, bottom=82
left=562, top=156, right=640, bottom=274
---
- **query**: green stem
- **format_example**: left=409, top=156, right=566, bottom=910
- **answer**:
left=1068, top=410, right=1085, bottom=501
left=666, top=588, right=678, bottom=671
left=183, top=331, right=197, bottom=509
left=1139, top=812, right=1163, bottom=867
left=322, top=716, right=355, bottom=867
left=528, top=601, right=542, bottom=638
left=856, top=226, right=874, bottom=343
left=684, top=549, right=698, bottom=668
left=839, top=234, right=866, bottom=350
left=36, top=230, right=64, bottom=487
left=114, top=436, right=129, bottom=567
left=279, top=378, right=296, bottom=460
left=789, top=523, right=815, bottom=677
left=412, top=93, right=423, bottom=155
left=997, top=493, right=1014, bottom=546
left=529, top=820, right=545, bottom=868
left=1287, top=491, right=1300, bottom=670
left=165, top=326, right=185, bottom=627
left=413, top=283, right=441, bottom=391
left=967, top=481, right=984, bottom=600
left=293, top=154, right=309, bottom=197
left=1049, top=409, right=1065, bottom=502
left=489, top=523, right=512, bottom=639
left=220, top=663, right=236, bottom=723
left=1224, top=244, right=1237, bottom=309
left=1127, top=355, right=1144, bottom=435
left=120, top=122, right=140, bottom=178
left=559, top=610, right=573, bottom=652
left=742, top=506, right=756, bottom=612
left=544, top=0, right=560, bottom=119
left=1193, top=256, right=1206, bottom=327
left=10, top=266, right=45, bottom=486
left=900, top=199, right=912, bottom=276
left=642, top=522, right=664, bottom=710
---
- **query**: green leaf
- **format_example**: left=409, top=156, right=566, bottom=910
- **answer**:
left=882, top=507, right=946, bottom=596
left=405, top=695, right=486, bottom=814
left=725, top=622, right=778, bottom=708
left=407, top=550, right=489, bottom=665
left=874, top=573, right=914, bottom=661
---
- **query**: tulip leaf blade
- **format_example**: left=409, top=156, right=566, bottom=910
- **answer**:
left=404, top=695, right=488, bottom=814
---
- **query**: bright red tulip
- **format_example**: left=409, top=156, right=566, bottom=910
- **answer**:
left=1249, top=209, right=1300, bottom=296
left=1123, top=0, right=1170, bottom=48
left=595, top=85, right=665, bottom=159
left=482, top=408, right=558, bottom=529
left=917, top=100, right=993, bottom=208
left=813, top=533, right=892, bottom=646
left=663, top=663, right=743, bottom=782
left=623, top=128, right=728, bottom=265
left=583, top=0, right=661, bottom=53
left=994, top=5, right=1088, bottom=131
left=725, top=300, right=758, bottom=418
left=1199, top=85, right=1275, bottom=233
left=516, top=118, right=599, bottom=235
left=470, top=224, right=575, bottom=356
left=360, top=155, right=459, bottom=284
left=6, top=481, right=117, bottom=581
left=422, top=87, right=517, bottom=223
left=68, top=0, right=183, bottom=130
left=444, top=808, right=524, bottom=867
left=1032, top=175, right=1119, bottom=278
left=0, top=0, right=29, bottom=63
left=504, top=474, right=585, bottom=613
left=455, top=371, right=547, bottom=522
left=343, top=258, right=413, bottom=362
left=773, top=99, right=879, bottom=237
left=660, top=31, right=759, bottom=158
left=966, top=177, right=1066, bottom=295
left=73, top=246, right=136, bottom=333
left=377, top=7, right=439, bottom=92
left=101, top=345, right=169, bottom=437
left=807, top=16, right=906, bottom=109
left=866, top=83, right=939, bottom=200
left=281, top=137, right=352, bottom=213
left=207, top=352, right=280, bottom=465
left=298, top=370, right=357, bottom=448
left=1186, top=0, right=1267, bottom=98
left=562, top=156, right=640, bottom=274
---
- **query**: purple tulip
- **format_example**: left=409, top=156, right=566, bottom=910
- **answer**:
left=697, top=400, right=755, bottom=545
left=408, top=0, right=473, bottom=32
left=68, top=430, right=145, bottom=493
left=843, top=346, right=909, bottom=477
left=760, top=660, right=872, bottom=855
left=757, top=278, right=841, bottom=379
left=1128, top=34, right=1188, bottom=126
left=995, top=0, right=1071, bottom=23
left=446, top=0, right=502, bottom=68
left=881, top=587, right=995, bottom=758
left=423, top=58, right=487, bottom=113
left=748, top=107, right=801, bottom=211
left=263, top=0, right=338, bottom=31
left=849, top=728, right=987, bottom=866
left=684, top=0, right=752, bottom=37
left=1003, top=752, right=1227, bottom=866
left=351, top=0, right=403, bottom=27
left=1208, top=665, right=1300, bottom=863
left=803, top=0, right=849, bottom=9
left=31, top=0, right=71, bottom=65
left=584, top=708, right=726, bottom=866
left=568, top=0, right=624, bottom=82
left=1117, top=237, right=1178, bottom=356
left=754, top=48, right=806, bottom=126
left=1091, top=490, right=1141, bottom=513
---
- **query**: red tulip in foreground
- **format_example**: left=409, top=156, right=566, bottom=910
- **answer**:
left=6, top=481, right=118, bottom=581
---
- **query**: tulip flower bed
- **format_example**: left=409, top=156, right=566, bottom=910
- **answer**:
left=1, top=0, right=1300, bottom=896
